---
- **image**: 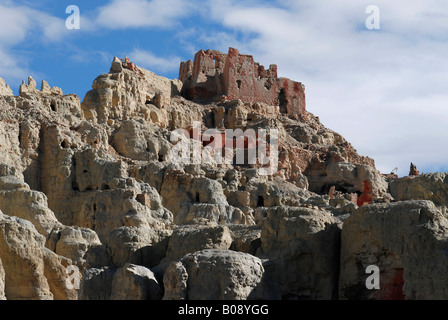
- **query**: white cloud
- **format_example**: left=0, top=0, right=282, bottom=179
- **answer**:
left=0, top=4, right=30, bottom=46
left=96, top=0, right=193, bottom=29
left=128, top=48, right=181, bottom=73
left=0, top=48, right=29, bottom=82
left=0, top=2, right=78, bottom=83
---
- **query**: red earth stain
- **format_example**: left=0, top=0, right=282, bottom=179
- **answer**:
left=372, top=268, right=406, bottom=300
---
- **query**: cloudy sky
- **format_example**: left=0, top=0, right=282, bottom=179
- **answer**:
left=0, top=0, right=447, bottom=176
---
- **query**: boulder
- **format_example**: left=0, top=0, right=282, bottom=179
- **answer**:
left=46, top=226, right=102, bottom=266
left=164, top=224, right=233, bottom=261
left=79, top=267, right=115, bottom=300
left=107, top=226, right=171, bottom=268
left=110, top=263, right=163, bottom=300
left=0, top=187, right=62, bottom=237
left=258, top=206, right=341, bottom=299
left=163, top=249, right=265, bottom=300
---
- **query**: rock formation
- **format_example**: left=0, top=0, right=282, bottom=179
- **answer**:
left=0, top=49, right=445, bottom=300
left=409, top=162, right=420, bottom=176
left=0, top=78, right=13, bottom=96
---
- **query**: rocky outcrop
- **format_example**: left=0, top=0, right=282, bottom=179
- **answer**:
left=164, top=224, right=233, bottom=262
left=0, top=78, right=13, bottom=96
left=163, top=249, right=265, bottom=300
left=82, top=59, right=181, bottom=125
left=0, top=49, right=443, bottom=301
left=258, top=206, right=341, bottom=299
left=340, top=201, right=448, bottom=300
left=19, top=76, right=63, bottom=97
left=110, top=263, right=163, bottom=300
left=0, top=211, right=77, bottom=300
left=390, top=172, right=448, bottom=206
left=0, top=176, right=61, bottom=236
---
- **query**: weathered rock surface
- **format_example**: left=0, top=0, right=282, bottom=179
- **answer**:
left=0, top=179, right=62, bottom=236
left=163, top=249, right=265, bottom=300
left=0, top=211, right=77, bottom=300
left=107, top=226, right=170, bottom=268
left=390, top=173, right=448, bottom=206
left=0, top=50, right=441, bottom=300
left=78, top=267, right=115, bottom=300
left=340, top=201, right=448, bottom=300
left=0, top=78, right=13, bottom=96
left=0, top=258, right=6, bottom=300
left=164, top=224, right=233, bottom=261
left=258, top=206, right=341, bottom=299
left=110, top=263, right=163, bottom=300
left=82, top=59, right=181, bottom=125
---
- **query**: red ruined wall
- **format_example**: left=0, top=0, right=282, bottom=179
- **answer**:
left=357, top=180, right=373, bottom=206
left=179, top=48, right=306, bottom=119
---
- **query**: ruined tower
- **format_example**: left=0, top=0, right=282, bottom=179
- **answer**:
left=179, top=48, right=306, bottom=119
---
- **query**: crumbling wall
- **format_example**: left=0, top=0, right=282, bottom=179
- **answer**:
left=179, top=48, right=306, bottom=119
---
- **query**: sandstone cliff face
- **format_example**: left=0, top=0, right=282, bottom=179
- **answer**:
left=0, top=52, right=444, bottom=300
left=340, top=200, right=448, bottom=300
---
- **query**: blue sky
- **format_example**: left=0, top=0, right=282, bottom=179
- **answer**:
left=1, top=0, right=448, bottom=176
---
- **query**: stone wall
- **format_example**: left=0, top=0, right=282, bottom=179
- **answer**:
left=179, top=48, right=306, bottom=119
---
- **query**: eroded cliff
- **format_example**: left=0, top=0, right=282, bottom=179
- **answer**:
left=0, top=50, right=445, bottom=300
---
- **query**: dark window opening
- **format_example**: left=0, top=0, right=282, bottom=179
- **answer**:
left=236, top=80, right=242, bottom=89
left=60, top=140, right=69, bottom=149
left=18, top=129, right=22, bottom=145
left=257, top=196, right=265, bottom=207
left=195, top=192, right=200, bottom=203
left=278, top=88, right=287, bottom=113
left=72, top=181, right=80, bottom=192
left=264, top=81, right=272, bottom=90
left=50, top=103, right=56, bottom=112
